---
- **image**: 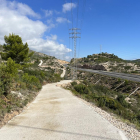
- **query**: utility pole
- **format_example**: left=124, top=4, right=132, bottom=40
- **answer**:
left=69, top=28, right=81, bottom=80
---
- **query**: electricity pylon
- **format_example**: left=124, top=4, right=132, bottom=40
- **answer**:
left=69, top=28, right=81, bottom=80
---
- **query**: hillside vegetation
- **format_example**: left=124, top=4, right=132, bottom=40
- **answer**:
left=70, top=52, right=140, bottom=74
left=65, top=70, right=140, bottom=130
left=0, top=34, right=62, bottom=127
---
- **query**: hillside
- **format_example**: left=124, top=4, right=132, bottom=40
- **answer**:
left=70, top=52, right=140, bottom=74
left=0, top=42, right=64, bottom=128
left=0, top=47, right=64, bottom=70
left=66, top=52, right=140, bottom=133
left=29, top=50, right=63, bottom=70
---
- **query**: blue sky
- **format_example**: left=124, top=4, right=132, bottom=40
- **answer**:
left=0, top=0, right=140, bottom=60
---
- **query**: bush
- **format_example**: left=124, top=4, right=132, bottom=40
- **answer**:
left=106, top=99, right=118, bottom=110
left=71, top=81, right=77, bottom=86
left=124, top=66, right=131, bottom=70
left=22, top=73, right=41, bottom=90
left=117, top=78, right=121, bottom=83
left=125, top=80, right=129, bottom=85
left=0, top=58, right=21, bottom=96
left=117, top=95, right=130, bottom=107
left=83, top=80, right=89, bottom=86
left=98, top=97, right=106, bottom=107
left=53, top=73, right=61, bottom=82
left=97, top=97, right=118, bottom=110
left=74, top=84, right=89, bottom=94
left=93, top=85, right=108, bottom=94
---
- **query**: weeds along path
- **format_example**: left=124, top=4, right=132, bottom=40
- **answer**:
left=0, top=80, right=128, bottom=140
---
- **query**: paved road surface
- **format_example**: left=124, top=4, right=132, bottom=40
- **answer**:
left=77, top=68, right=140, bottom=82
left=0, top=80, right=128, bottom=140
left=61, top=69, right=66, bottom=78
left=38, top=60, right=43, bottom=66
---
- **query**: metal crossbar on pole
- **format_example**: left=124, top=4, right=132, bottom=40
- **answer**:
left=69, top=28, right=81, bottom=80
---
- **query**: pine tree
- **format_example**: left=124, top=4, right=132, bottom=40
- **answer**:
left=1, top=33, right=33, bottom=63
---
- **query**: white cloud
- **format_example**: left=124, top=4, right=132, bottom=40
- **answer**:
left=65, top=56, right=71, bottom=60
left=6, top=0, right=41, bottom=18
left=0, top=4, right=46, bottom=41
left=56, top=17, right=70, bottom=23
left=43, top=10, right=53, bottom=17
left=62, top=3, right=77, bottom=13
left=27, top=37, right=71, bottom=57
left=54, top=10, right=60, bottom=14
left=46, top=34, right=57, bottom=41
left=46, top=19, right=55, bottom=31
left=47, top=19, right=53, bottom=24
left=17, top=3, right=41, bottom=18
left=0, top=0, right=71, bottom=60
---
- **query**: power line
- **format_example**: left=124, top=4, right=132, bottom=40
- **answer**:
left=69, top=28, right=81, bottom=80
left=77, top=0, right=86, bottom=68
left=63, top=0, right=69, bottom=31
left=76, top=0, right=79, bottom=28
left=78, top=35, right=81, bottom=58
left=71, top=0, right=73, bottom=29
left=66, top=0, right=86, bottom=80
left=69, top=34, right=71, bottom=61
left=80, top=0, right=86, bottom=31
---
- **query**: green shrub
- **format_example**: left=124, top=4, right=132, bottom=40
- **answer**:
left=106, top=99, right=117, bottom=110
left=125, top=80, right=129, bottom=85
left=97, top=97, right=118, bottom=110
left=71, top=81, right=77, bottom=86
left=98, top=97, right=106, bottom=107
left=20, top=82, right=26, bottom=90
left=93, top=85, right=108, bottom=94
left=124, top=66, right=131, bottom=70
left=22, top=73, right=41, bottom=90
left=117, top=95, right=130, bottom=107
left=126, top=86, right=131, bottom=91
left=53, top=73, right=61, bottom=82
left=117, top=78, right=121, bottom=83
left=131, top=71, right=138, bottom=73
left=83, top=80, right=89, bottom=86
left=74, top=84, right=89, bottom=94
left=0, top=58, right=21, bottom=96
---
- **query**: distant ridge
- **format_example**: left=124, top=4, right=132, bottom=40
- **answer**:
left=70, top=52, right=140, bottom=74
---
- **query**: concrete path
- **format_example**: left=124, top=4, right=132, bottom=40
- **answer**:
left=0, top=80, right=128, bottom=140
left=38, top=60, right=43, bottom=66
left=60, top=68, right=66, bottom=78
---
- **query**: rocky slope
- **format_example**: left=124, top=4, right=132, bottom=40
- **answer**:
left=30, top=50, right=62, bottom=69
left=70, top=52, right=140, bottom=74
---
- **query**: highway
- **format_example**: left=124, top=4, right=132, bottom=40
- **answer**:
left=77, top=68, right=140, bottom=82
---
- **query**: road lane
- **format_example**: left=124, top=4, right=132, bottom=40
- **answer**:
left=77, top=68, right=140, bottom=82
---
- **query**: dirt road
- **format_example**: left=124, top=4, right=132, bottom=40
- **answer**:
left=0, top=80, right=128, bottom=140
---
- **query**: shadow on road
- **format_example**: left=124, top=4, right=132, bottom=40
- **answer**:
left=8, top=124, right=118, bottom=140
